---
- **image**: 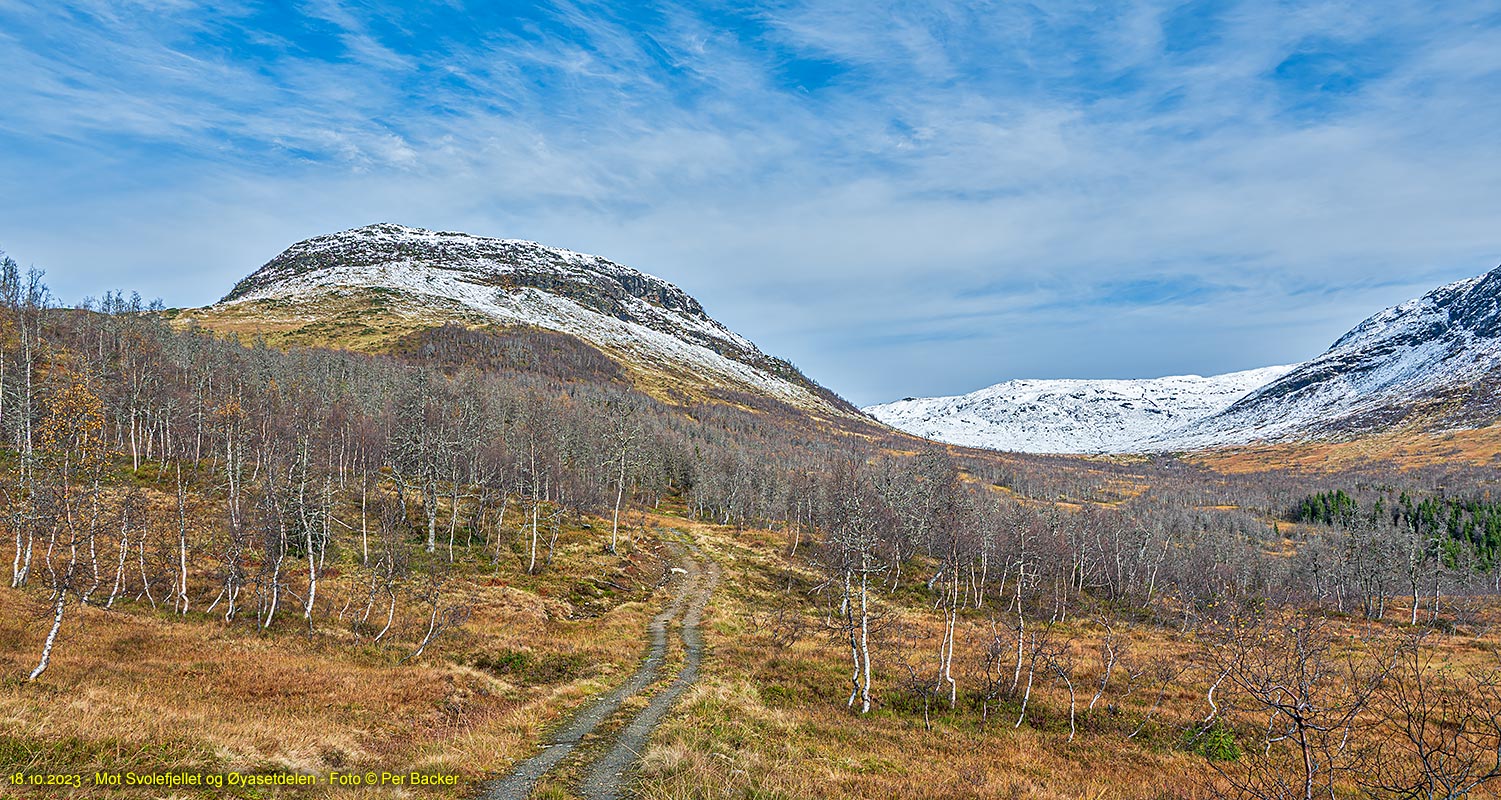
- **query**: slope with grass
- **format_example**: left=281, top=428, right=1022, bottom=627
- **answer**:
left=0, top=499, right=675, bottom=800
left=482, top=534, right=718, bottom=800
left=187, top=223, right=857, bottom=420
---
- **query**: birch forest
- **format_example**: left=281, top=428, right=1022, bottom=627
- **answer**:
left=5, top=255, right=1501, bottom=799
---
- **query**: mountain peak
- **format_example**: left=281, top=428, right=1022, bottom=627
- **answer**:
left=222, top=223, right=704, bottom=318
left=1159, top=263, right=1501, bottom=448
left=211, top=223, right=854, bottom=417
left=1327, top=267, right=1501, bottom=354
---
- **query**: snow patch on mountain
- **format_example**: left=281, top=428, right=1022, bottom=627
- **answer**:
left=873, top=264, right=1501, bottom=454
left=219, top=224, right=835, bottom=411
left=1155, top=267, right=1501, bottom=449
left=864, top=366, right=1295, bottom=454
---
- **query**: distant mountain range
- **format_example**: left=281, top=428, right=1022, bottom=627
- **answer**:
left=199, top=223, right=1501, bottom=455
left=1160, top=267, right=1501, bottom=450
left=863, top=366, right=1295, bottom=454
left=868, top=266, right=1501, bottom=453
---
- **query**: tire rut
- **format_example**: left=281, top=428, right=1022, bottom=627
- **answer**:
left=576, top=540, right=719, bottom=800
left=479, top=534, right=716, bottom=800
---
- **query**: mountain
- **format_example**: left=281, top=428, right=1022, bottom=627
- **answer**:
left=1155, top=266, right=1501, bottom=449
left=196, top=223, right=855, bottom=417
left=869, top=264, right=1501, bottom=454
left=863, top=366, right=1293, bottom=454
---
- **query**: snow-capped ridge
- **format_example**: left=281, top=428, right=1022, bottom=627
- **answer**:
left=864, top=365, right=1294, bottom=454
left=873, top=263, right=1501, bottom=454
left=219, top=223, right=845, bottom=414
left=1156, top=264, right=1501, bottom=449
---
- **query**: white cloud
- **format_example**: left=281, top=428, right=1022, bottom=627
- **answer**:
left=1, top=0, right=1499, bottom=405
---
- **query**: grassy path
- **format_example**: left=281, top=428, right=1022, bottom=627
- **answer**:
left=480, top=531, right=717, bottom=800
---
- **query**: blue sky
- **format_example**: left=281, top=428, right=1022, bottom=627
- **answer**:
left=2, top=1, right=1500, bottom=406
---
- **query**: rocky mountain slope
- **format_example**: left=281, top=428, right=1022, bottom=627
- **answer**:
left=863, top=366, right=1293, bottom=454
left=1156, top=265, right=1501, bottom=449
left=870, top=264, right=1501, bottom=454
left=208, top=223, right=854, bottom=416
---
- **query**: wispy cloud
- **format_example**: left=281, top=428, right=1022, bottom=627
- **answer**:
left=1, top=0, right=1499, bottom=405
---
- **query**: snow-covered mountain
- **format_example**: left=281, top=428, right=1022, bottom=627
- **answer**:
left=217, top=223, right=852, bottom=415
left=870, top=264, right=1501, bottom=454
left=864, top=366, right=1294, bottom=454
left=1156, top=265, right=1501, bottom=449
left=214, top=227, right=1501, bottom=453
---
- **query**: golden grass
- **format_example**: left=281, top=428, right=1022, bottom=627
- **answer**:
left=622, top=511, right=1501, bottom=799
left=0, top=511, right=671, bottom=798
left=1191, top=422, right=1501, bottom=474
left=628, top=516, right=1227, bottom=800
left=167, top=292, right=490, bottom=354
left=7, top=489, right=1500, bottom=799
left=170, top=294, right=869, bottom=433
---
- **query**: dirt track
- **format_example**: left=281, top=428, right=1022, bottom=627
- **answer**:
left=479, top=533, right=717, bottom=800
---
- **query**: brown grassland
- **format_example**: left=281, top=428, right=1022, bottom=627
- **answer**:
left=0, top=484, right=677, bottom=799
left=169, top=296, right=865, bottom=431
left=7, top=477, right=1498, bottom=799
left=1192, top=422, right=1501, bottom=474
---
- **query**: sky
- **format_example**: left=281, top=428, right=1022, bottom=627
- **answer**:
left=2, top=1, right=1500, bottom=407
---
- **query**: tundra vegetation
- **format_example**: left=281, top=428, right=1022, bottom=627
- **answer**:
left=1, top=253, right=1500, bottom=799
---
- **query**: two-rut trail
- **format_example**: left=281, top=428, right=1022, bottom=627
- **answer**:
left=480, top=534, right=720, bottom=800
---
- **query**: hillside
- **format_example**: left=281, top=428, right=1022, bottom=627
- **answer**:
left=182, top=223, right=859, bottom=420
left=1159, top=265, right=1501, bottom=449
left=872, top=263, right=1501, bottom=455
left=4, top=248, right=1501, bottom=800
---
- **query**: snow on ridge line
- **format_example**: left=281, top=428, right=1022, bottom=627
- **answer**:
left=259, top=222, right=686, bottom=299
left=862, top=364, right=1297, bottom=454
left=875, top=265, right=1501, bottom=455
left=1153, top=266, right=1501, bottom=449
left=225, top=258, right=759, bottom=356
left=221, top=264, right=815, bottom=406
left=1326, top=273, right=1485, bottom=353
left=228, top=225, right=764, bottom=356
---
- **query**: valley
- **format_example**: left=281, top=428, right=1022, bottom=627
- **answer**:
left=8, top=2, right=1501, bottom=798
left=2, top=232, right=1501, bottom=800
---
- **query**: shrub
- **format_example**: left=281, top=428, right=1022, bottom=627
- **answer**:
left=1184, top=721, right=1241, bottom=762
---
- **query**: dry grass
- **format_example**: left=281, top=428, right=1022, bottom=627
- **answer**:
left=168, top=292, right=491, bottom=354
left=0, top=508, right=672, bottom=798
left=7, top=498, right=1501, bottom=799
left=628, top=516, right=1225, bottom=800
left=170, top=295, right=866, bottom=429
left=624, top=512, right=1501, bottom=800
left=1191, top=423, right=1501, bottom=474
